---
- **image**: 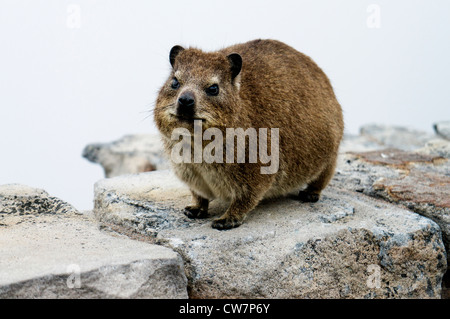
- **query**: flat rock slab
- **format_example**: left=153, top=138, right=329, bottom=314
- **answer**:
left=0, top=184, right=188, bottom=299
left=94, top=170, right=447, bottom=299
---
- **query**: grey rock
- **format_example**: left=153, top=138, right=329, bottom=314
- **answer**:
left=0, top=184, right=188, bottom=299
left=434, top=121, right=450, bottom=141
left=359, top=124, right=436, bottom=151
left=332, top=147, right=450, bottom=253
left=94, top=170, right=447, bottom=298
left=417, top=139, right=450, bottom=159
left=339, top=133, right=385, bottom=153
left=82, top=125, right=435, bottom=179
left=81, top=125, right=437, bottom=179
left=333, top=136, right=450, bottom=298
left=82, top=134, right=169, bottom=178
left=0, top=184, right=78, bottom=218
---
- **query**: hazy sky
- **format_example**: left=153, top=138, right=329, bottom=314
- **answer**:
left=1, top=0, right=449, bottom=210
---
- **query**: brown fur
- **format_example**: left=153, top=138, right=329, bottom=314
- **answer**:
left=154, top=39, right=344, bottom=229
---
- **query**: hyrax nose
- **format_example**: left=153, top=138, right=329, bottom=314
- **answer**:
left=177, top=92, right=195, bottom=117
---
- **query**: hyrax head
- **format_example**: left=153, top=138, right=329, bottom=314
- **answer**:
left=154, top=45, right=242, bottom=137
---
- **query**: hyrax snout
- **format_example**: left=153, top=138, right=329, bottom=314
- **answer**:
left=154, top=39, right=344, bottom=230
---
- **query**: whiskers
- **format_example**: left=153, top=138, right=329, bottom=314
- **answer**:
left=140, top=109, right=154, bottom=122
left=140, top=102, right=175, bottom=123
left=143, top=101, right=218, bottom=127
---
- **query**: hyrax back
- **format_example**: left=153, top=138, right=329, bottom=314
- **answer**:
left=154, top=39, right=344, bottom=230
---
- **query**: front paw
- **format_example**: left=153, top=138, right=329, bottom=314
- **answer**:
left=297, top=190, right=320, bottom=203
left=211, top=216, right=242, bottom=230
left=184, top=205, right=209, bottom=219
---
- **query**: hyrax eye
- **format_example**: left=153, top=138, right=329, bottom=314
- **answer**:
left=205, top=84, right=219, bottom=96
left=171, top=78, right=180, bottom=90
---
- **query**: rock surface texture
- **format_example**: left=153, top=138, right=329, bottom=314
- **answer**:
left=91, top=123, right=450, bottom=298
left=2, top=123, right=449, bottom=299
left=336, top=123, right=450, bottom=298
left=0, top=184, right=188, bottom=299
left=94, top=170, right=446, bottom=298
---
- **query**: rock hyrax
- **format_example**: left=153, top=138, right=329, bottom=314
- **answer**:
left=154, top=39, right=344, bottom=230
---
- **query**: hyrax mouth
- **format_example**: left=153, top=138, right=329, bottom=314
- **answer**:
left=169, top=112, right=206, bottom=124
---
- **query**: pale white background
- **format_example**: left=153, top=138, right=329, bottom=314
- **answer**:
left=1, top=0, right=449, bottom=211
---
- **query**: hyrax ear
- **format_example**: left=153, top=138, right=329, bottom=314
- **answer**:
left=169, top=45, right=185, bottom=68
left=227, top=53, right=242, bottom=81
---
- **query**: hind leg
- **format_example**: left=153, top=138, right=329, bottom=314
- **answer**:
left=297, top=161, right=336, bottom=203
